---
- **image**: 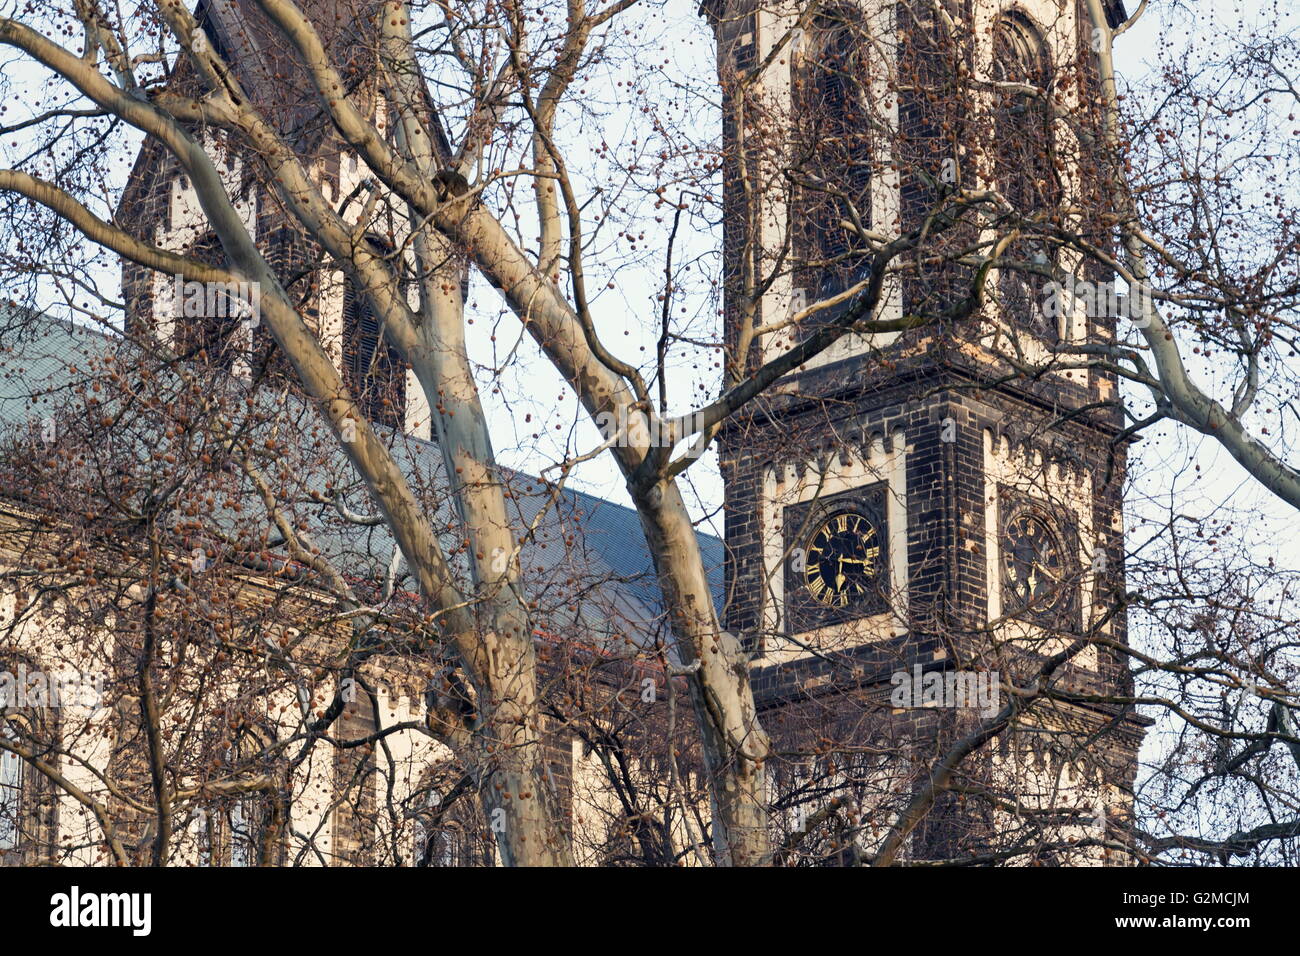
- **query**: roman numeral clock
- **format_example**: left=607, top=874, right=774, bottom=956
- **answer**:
left=999, top=491, right=1078, bottom=624
left=784, top=485, right=890, bottom=633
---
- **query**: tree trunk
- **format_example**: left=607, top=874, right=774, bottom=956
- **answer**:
left=633, top=480, right=772, bottom=866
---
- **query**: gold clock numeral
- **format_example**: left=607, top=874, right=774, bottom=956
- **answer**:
left=801, top=509, right=886, bottom=608
left=1003, top=508, right=1068, bottom=614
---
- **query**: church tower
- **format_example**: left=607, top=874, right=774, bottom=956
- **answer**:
left=118, top=0, right=428, bottom=439
left=705, top=0, right=1147, bottom=862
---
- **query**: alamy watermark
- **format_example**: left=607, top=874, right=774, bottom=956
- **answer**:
left=49, top=886, right=151, bottom=936
left=890, top=665, right=1000, bottom=717
left=172, top=274, right=261, bottom=328
left=0, top=664, right=104, bottom=709
left=1041, top=277, right=1153, bottom=326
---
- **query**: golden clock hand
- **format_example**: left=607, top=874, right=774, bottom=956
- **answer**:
left=833, top=555, right=849, bottom=591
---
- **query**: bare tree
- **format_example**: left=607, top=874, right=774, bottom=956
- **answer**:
left=0, top=0, right=1297, bottom=867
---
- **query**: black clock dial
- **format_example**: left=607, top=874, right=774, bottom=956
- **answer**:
left=804, top=510, right=882, bottom=608
left=1002, top=510, right=1066, bottom=611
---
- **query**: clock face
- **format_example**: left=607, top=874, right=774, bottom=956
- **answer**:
left=804, top=510, right=882, bottom=608
left=1002, top=509, right=1067, bottom=614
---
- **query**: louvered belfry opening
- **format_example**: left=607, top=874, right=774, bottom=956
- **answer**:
left=343, top=238, right=407, bottom=430
left=175, top=233, right=243, bottom=369
left=895, top=0, right=974, bottom=328
left=244, top=224, right=319, bottom=387
left=991, top=12, right=1062, bottom=340
left=792, top=8, right=874, bottom=314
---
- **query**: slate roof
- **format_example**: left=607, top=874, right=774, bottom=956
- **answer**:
left=0, top=310, right=725, bottom=652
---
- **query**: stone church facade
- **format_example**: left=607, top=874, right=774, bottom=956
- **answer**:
left=0, top=0, right=1144, bottom=865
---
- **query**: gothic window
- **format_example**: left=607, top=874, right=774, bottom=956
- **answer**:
left=211, top=731, right=271, bottom=866
left=252, top=226, right=311, bottom=384
left=193, top=809, right=213, bottom=867
left=411, top=794, right=459, bottom=868
left=0, top=723, right=23, bottom=854
left=896, top=0, right=971, bottom=321
left=228, top=799, right=258, bottom=867
left=793, top=10, right=873, bottom=302
left=991, top=13, right=1061, bottom=339
left=184, top=799, right=263, bottom=866
left=1, top=652, right=58, bottom=864
left=343, top=238, right=407, bottom=430
left=174, top=233, right=243, bottom=368
left=0, top=715, right=56, bottom=863
left=408, top=770, right=492, bottom=866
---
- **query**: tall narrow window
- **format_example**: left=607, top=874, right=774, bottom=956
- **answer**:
left=991, top=13, right=1060, bottom=339
left=216, top=731, right=271, bottom=866
left=194, top=809, right=213, bottom=867
left=896, top=0, right=971, bottom=321
left=175, top=233, right=243, bottom=368
left=991, top=14, right=1057, bottom=212
left=228, top=799, right=257, bottom=867
left=793, top=10, right=873, bottom=303
left=253, top=226, right=310, bottom=383
left=0, top=724, right=23, bottom=854
left=343, top=239, right=407, bottom=430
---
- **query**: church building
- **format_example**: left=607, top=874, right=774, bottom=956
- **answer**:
left=0, top=0, right=1145, bottom=865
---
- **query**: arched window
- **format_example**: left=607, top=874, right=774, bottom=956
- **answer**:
left=215, top=731, right=270, bottom=866
left=991, top=13, right=1061, bottom=339
left=0, top=672, right=56, bottom=865
left=408, top=767, right=492, bottom=866
left=189, top=795, right=263, bottom=866
left=895, top=0, right=971, bottom=322
left=991, top=14, right=1056, bottom=211
left=228, top=798, right=258, bottom=867
left=343, top=238, right=407, bottom=430
left=192, top=808, right=214, bottom=866
left=174, top=233, right=243, bottom=368
left=793, top=10, right=873, bottom=302
left=411, top=788, right=456, bottom=867
left=0, top=724, right=23, bottom=854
